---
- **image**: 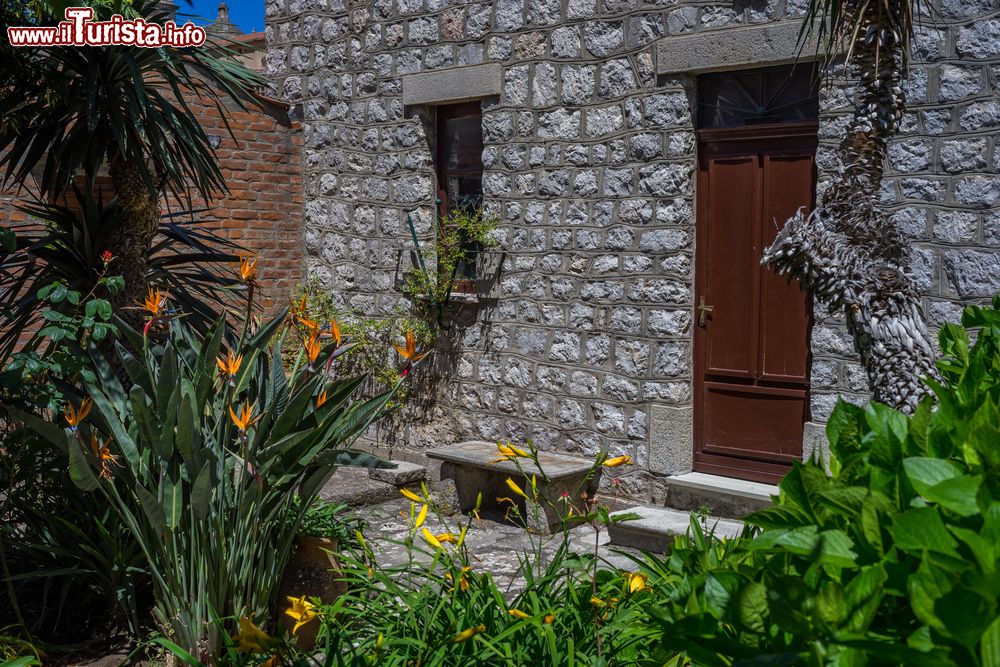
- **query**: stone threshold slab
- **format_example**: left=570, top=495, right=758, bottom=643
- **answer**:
left=608, top=506, right=744, bottom=552
left=667, top=472, right=778, bottom=503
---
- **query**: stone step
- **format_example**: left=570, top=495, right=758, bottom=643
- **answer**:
left=607, top=506, right=744, bottom=552
left=665, top=472, right=778, bottom=518
left=369, top=459, right=427, bottom=486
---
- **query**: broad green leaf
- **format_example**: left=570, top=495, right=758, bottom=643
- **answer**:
left=161, top=472, right=184, bottom=531
left=136, top=485, right=166, bottom=531
left=735, top=581, right=768, bottom=633
left=891, top=507, right=959, bottom=556
left=923, top=474, right=982, bottom=517
left=936, top=586, right=995, bottom=647
left=982, top=616, right=1000, bottom=667
left=190, top=464, right=213, bottom=521
left=844, top=564, right=887, bottom=633
left=68, top=437, right=100, bottom=492
left=903, top=457, right=963, bottom=496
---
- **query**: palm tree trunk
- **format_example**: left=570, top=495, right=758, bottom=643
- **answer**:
left=763, top=0, right=939, bottom=413
left=108, top=153, right=160, bottom=329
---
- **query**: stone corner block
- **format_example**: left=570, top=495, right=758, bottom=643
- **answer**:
left=369, top=459, right=428, bottom=486
left=657, top=22, right=821, bottom=74
left=402, top=63, right=502, bottom=106
left=801, top=420, right=830, bottom=472
left=648, top=404, right=693, bottom=474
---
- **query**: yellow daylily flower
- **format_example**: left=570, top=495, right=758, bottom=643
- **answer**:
left=435, top=532, right=458, bottom=544
left=233, top=617, right=271, bottom=653
left=64, top=397, right=93, bottom=430
left=493, top=441, right=530, bottom=462
left=451, top=624, right=486, bottom=643
left=285, top=594, right=319, bottom=635
left=401, top=487, right=422, bottom=503
left=603, top=455, right=634, bottom=468
left=422, top=527, right=442, bottom=549
left=624, top=571, right=648, bottom=594
left=508, top=608, right=531, bottom=620
left=505, top=477, right=528, bottom=499
left=446, top=566, right=471, bottom=592
left=415, top=504, right=428, bottom=528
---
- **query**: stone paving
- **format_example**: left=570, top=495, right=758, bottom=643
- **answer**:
left=348, top=490, right=641, bottom=594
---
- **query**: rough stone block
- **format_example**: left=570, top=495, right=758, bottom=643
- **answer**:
left=648, top=404, right=693, bottom=474
left=658, top=21, right=821, bottom=74
left=369, top=460, right=427, bottom=486
left=401, top=63, right=501, bottom=106
left=608, top=506, right=744, bottom=552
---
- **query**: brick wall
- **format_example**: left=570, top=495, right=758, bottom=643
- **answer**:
left=180, top=94, right=305, bottom=313
left=0, top=92, right=304, bottom=319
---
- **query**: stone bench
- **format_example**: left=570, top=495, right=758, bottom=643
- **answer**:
left=426, top=441, right=601, bottom=533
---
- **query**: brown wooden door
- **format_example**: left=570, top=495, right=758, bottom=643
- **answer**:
left=694, top=123, right=816, bottom=483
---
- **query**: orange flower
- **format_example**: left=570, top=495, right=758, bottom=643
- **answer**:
left=395, top=330, right=427, bottom=362
left=315, top=390, right=328, bottom=408
left=328, top=319, right=342, bottom=346
left=100, top=250, right=113, bottom=265
left=303, top=330, right=322, bottom=364
left=239, top=255, right=258, bottom=282
left=64, top=397, right=93, bottom=431
left=217, top=350, right=243, bottom=378
left=141, top=287, right=166, bottom=319
left=229, top=400, right=260, bottom=432
left=292, top=295, right=307, bottom=316
left=297, top=315, right=320, bottom=332
left=89, top=433, right=121, bottom=480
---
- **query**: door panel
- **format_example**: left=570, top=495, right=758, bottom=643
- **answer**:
left=694, top=124, right=816, bottom=484
left=705, top=156, right=758, bottom=379
left=759, top=154, right=812, bottom=383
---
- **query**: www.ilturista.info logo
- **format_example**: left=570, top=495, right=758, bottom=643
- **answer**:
left=7, top=7, right=207, bottom=48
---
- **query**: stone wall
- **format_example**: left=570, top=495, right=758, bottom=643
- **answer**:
left=265, top=0, right=1000, bottom=498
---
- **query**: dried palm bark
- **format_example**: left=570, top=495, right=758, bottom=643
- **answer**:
left=763, top=0, right=938, bottom=412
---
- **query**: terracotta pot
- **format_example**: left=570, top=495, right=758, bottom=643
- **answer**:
left=277, top=536, right=345, bottom=650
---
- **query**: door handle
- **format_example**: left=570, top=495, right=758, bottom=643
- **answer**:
left=697, top=296, right=714, bottom=326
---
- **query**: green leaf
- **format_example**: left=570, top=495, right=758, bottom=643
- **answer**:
left=136, top=485, right=166, bottom=531
left=160, top=473, right=184, bottom=532
left=735, top=581, right=768, bottom=633
left=923, top=475, right=982, bottom=517
left=892, top=507, right=960, bottom=556
left=982, top=616, right=1000, bottom=667
left=904, top=457, right=963, bottom=496
left=68, top=438, right=100, bottom=492
left=190, top=464, right=213, bottom=521
left=936, top=585, right=995, bottom=647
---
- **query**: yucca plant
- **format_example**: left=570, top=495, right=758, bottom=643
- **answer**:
left=6, top=290, right=404, bottom=659
left=0, top=188, right=244, bottom=363
left=0, top=0, right=266, bottom=319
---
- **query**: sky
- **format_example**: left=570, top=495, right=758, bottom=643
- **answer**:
left=183, top=1, right=265, bottom=34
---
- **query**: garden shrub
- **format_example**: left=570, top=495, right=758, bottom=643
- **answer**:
left=4, top=282, right=410, bottom=660
left=644, top=297, right=1000, bottom=666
